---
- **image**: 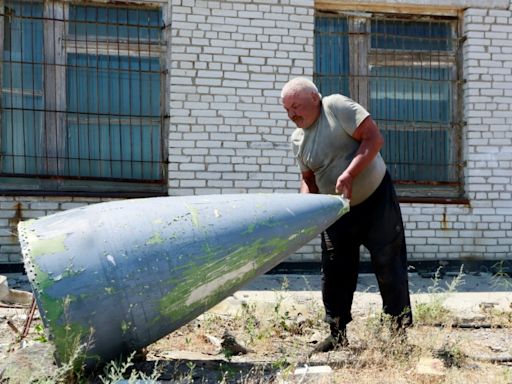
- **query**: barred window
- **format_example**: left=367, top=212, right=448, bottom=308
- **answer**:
left=1, top=1, right=168, bottom=196
left=315, top=12, right=463, bottom=200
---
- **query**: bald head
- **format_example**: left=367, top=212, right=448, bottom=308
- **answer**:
left=281, top=77, right=320, bottom=100
left=281, top=77, right=321, bottom=129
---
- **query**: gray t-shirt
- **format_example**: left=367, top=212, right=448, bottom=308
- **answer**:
left=291, top=94, right=387, bottom=206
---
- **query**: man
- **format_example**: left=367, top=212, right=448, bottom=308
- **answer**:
left=281, top=77, right=412, bottom=353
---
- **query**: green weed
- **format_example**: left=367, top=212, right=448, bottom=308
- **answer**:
left=413, top=266, right=465, bottom=325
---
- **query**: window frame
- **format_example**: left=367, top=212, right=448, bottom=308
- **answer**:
left=0, top=0, right=170, bottom=197
left=314, top=9, right=466, bottom=203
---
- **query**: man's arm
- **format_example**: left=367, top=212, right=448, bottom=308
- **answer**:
left=301, top=169, right=319, bottom=194
left=335, top=116, right=384, bottom=198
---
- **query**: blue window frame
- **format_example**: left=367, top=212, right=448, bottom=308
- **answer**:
left=315, top=13, right=463, bottom=199
left=1, top=1, right=167, bottom=195
left=1, top=1, right=44, bottom=177
left=314, top=16, right=350, bottom=96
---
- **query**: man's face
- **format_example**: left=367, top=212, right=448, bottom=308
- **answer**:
left=282, top=91, right=320, bottom=129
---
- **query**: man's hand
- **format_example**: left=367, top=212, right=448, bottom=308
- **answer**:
left=301, top=170, right=319, bottom=194
left=334, top=116, right=384, bottom=199
left=335, top=171, right=353, bottom=199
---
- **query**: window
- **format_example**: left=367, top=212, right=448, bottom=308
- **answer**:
left=315, top=12, right=463, bottom=200
left=1, top=0, right=168, bottom=196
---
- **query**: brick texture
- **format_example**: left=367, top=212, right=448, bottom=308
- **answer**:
left=1, top=1, right=511, bottom=266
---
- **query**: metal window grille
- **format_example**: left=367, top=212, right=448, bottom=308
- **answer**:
left=0, top=0, right=167, bottom=194
left=315, top=12, right=464, bottom=199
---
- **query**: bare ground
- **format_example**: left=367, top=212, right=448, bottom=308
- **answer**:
left=1, top=273, right=511, bottom=383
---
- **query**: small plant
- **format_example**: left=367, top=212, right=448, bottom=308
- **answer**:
left=414, top=297, right=452, bottom=325
left=99, top=352, right=137, bottom=383
left=239, top=301, right=260, bottom=343
left=272, top=280, right=291, bottom=335
left=38, top=337, right=90, bottom=384
left=271, top=354, right=291, bottom=371
left=218, top=362, right=238, bottom=383
left=491, top=260, right=512, bottom=290
left=99, top=351, right=161, bottom=383
left=351, top=312, right=417, bottom=372
left=501, top=367, right=512, bottom=384
left=301, top=274, right=313, bottom=291
left=444, top=265, right=466, bottom=293
left=183, top=361, right=196, bottom=383
left=34, top=323, right=48, bottom=343
left=238, top=364, right=273, bottom=384
left=480, top=305, right=512, bottom=327
left=413, top=266, right=465, bottom=325
left=434, top=340, right=467, bottom=368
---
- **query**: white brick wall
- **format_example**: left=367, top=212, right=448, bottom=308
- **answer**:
left=382, top=4, right=512, bottom=265
left=1, top=0, right=512, bottom=266
left=167, top=0, right=313, bottom=197
left=438, top=6, right=512, bottom=263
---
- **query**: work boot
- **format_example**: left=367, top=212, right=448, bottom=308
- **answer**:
left=311, top=320, right=348, bottom=354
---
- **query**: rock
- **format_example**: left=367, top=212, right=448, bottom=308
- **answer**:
left=307, top=331, right=324, bottom=344
left=277, top=365, right=333, bottom=384
left=221, top=330, right=253, bottom=356
left=415, top=357, right=447, bottom=376
left=0, top=341, right=57, bottom=383
left=205, top=333, right=222, bottom=348
left=0, top=275, right=33, bottom=306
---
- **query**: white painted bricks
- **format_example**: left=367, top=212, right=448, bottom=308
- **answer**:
left=1, top=1, right=512, bottom=265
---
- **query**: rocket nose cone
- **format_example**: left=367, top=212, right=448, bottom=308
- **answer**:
left=16, top=192, right=350, bottom=368
left=302, top=193, right=350, bottom=219
left=277, top=193, right=349, bottom=231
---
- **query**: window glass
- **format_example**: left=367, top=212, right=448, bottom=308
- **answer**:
left=314, top=16, right=350, bottom=96
left=68, top=6, right=161, bottom=42
left=371, top=19, right=453, bottom=51
left=1, top=1, right=166, bottom=194
left=314, top=12, right=462, bottom=198
left=370, top=66, right=452, bottom=124
left=66, top=54, right=161, bottom=180
left=2, top=1, right=44, bottom=175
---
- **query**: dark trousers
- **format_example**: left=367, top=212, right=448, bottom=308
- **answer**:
left=320, top=171, right=412, bottom=328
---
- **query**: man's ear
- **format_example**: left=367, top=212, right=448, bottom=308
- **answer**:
left=311, top=91, right=320, bottom=104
